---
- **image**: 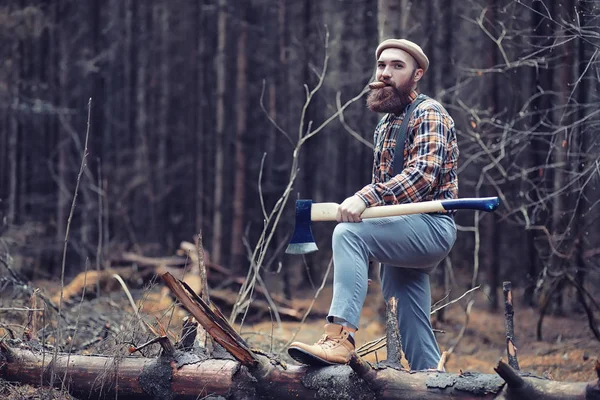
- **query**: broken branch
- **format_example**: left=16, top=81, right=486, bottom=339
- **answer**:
left=160, top=272, right=258, bottom=367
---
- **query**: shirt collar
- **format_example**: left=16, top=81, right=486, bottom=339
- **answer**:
left=407, top=90, right=419, bottom=103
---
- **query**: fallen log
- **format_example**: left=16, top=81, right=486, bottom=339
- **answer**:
left=50, top=267, right=154, bottom=304
left=2, top=273, right=598, bottom=399
left=0, top=343, right=239, bottom=399
left=1, top=343, right=599, bottom=400
left=121, top=252, right=189, bottom=268
left=123, top=244, right=304, bottom=319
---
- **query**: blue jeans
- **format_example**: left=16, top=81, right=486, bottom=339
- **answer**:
left=327, top=213, right=456, bottom=370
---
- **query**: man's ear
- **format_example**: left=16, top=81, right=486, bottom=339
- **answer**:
left=413, top=68, right=424, bottom=82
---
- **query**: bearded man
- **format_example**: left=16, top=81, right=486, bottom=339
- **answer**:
left=287, top=39, right=459, bottom=371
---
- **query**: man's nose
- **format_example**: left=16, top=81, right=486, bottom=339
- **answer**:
left=381, top=66, right=392, bottom=78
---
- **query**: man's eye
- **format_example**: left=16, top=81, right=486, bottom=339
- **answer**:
left=395, top=64, right=403, bottom=68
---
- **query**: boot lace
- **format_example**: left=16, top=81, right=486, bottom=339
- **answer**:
left=316, top=333, right=343, bottom=349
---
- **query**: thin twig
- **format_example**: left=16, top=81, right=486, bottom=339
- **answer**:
left=431, top=286, right=481, bottom=315
left=259, top=80, right=292, bottom=144
left=51, top=97, right=92, bottom=389
left=356, top=336, right=386, bottom=357
left=335, top=91, right=373, bottom=148
left=129, top=335, right=175, bottom=356
left=268, top=306, right=274, bottom=353
left=0, top=254, right=27, bottom=284
left=112, top=273, right=148, bottom=333
left=257, top=153, right=268, bottom=221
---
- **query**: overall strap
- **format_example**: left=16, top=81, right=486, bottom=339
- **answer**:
left=391, top=94, right=428, bottom=175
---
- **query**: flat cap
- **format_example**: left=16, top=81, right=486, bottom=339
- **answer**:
left=375, top=39, right=429, bottom=72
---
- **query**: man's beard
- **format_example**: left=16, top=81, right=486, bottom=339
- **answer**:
left=366, top=74, right=416, bottom=114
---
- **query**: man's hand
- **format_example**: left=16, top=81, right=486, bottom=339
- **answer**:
left=337, top=195, right=368, bottom=223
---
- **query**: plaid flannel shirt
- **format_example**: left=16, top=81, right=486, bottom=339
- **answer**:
left=356, top=91, right=458, bottom=207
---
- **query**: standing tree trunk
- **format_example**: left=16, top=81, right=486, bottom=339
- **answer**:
left=231, top=4, right=248, bottom=271
left=485, top=1, right=500, bottom=311
left=211, top=0, right=227, bottom=266
left=275, top=0, right=292, bottom=297
left=526, top=0, right=553, bottom=308
left=56, top=0, right=70, bottom=257
left=573, top=5, right=590, bottom=311
left=134, top=1, right=154, bottom=245
left=550, top=0, right=574, bottom=315
left=158, top=1, right=170, bottom=236
left=424, top=0, right=440, bottom=95
left=7, top=35, right=20, bottom=225
left=377, top=0, right=410, bottom=41
left=195, top=1, right=206, bottom=236
left=112, top=0, right=135, bottom=247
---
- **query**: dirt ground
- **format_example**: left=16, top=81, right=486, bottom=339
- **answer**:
left=245, top=282, right=600, bottom=382
left=0, top=273, right=599, bottom=399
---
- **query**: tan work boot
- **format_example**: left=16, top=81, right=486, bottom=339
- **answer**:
left=287, top=324, right=356, bottom=366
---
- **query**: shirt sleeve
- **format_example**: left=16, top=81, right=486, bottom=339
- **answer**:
left=356, top=107, right=451, bottom=206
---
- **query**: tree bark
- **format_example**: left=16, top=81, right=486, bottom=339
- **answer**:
left=194, top=0, right=206, bottom=237
left=573, top=4, right=591, bottom=314
left=377, top=0, right=411, bottom=41
left=231, top=3, right=248, bottom=271
left=526, top=0, right=554, bottom=309
left=276, top=0, right=293, bottom=298
left=550, top=0, right=575, bottom=316
left=7, top=40, right=18, bottom=225
left=385, top=297, right=403, bottom=368
left=1, top=341, right=597, bottom=400
left=56, top=0, right=69, bottom=251
left=211, top=0, right=227, bottom=266
left=157, top=1, right=170, bottom=231
left=503, top=281, right=520, bottom=370
left=134, top=1, right=155, bottom=244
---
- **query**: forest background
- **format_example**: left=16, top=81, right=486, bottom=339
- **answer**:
left=0, top=0, right=599, bottom=344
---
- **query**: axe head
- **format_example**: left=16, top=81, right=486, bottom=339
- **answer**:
left=285, top=199, right=318, bottom=254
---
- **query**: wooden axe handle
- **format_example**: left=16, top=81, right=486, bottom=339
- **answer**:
left=310, top=197, right=499, bottom=221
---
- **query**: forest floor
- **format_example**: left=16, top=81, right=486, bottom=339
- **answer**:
left=245, top=282, right=600, bottom=382
left=0, top=271, right=599, bottom=399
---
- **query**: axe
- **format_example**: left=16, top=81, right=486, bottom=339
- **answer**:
left=285, top=197, right=500, bottom=255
